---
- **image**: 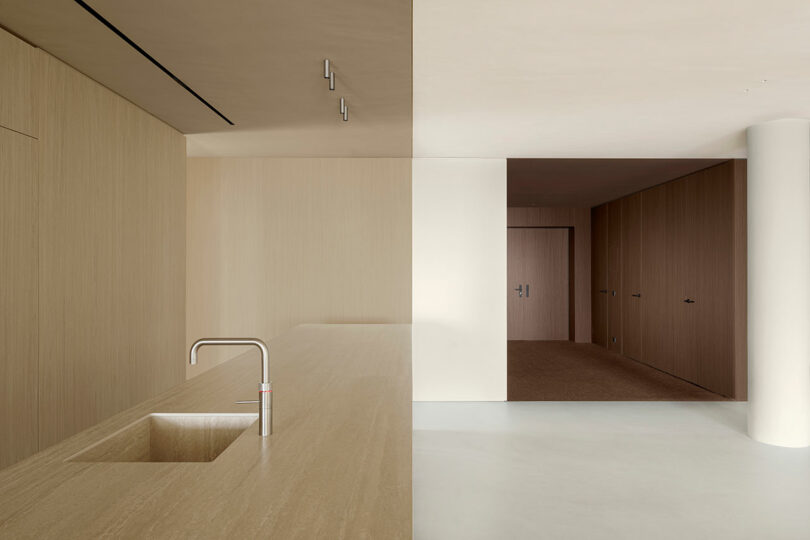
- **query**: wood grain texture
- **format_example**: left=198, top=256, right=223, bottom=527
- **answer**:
left=666, top=173, right=699, bottom=383
left=507, top=228, right=570, bottom=340
left=186, top=158, right=412, bottom=378
left=694, top=162, right=735, bottom=396
left=640, top=184, right=673, bottom=373
left=0, top=325, right=412, bottom=540
left=621, top=193, right=642, bottom=360
left=508, top=207, right=590, bottom=342
left=37, top=51, right=187, bottom=450
left=0, top=128, right=38, bottom=469
left=0, top=27, right=37, bottom=137
left=591, top=204, right=608, bottom=347
left=732, top=160, right=748, bottom=400
left=572, top=208, right=591, bottom=343
left=607, top=200, right=622, bottom=352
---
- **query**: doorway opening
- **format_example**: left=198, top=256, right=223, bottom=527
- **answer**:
left=506, top=158, right=746, bottom=402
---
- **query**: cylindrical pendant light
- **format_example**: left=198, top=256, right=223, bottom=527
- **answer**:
left=323, top=59, right=330, bottom=79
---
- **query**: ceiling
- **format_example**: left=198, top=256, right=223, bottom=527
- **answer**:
left=0, top=0, right=412, bottom=157
left=414, top=0, right=810, bottom=158
left=507, top=159, right=728, bottom=207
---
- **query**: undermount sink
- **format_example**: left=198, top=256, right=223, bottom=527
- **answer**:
left=67, top=413, right=258, bottom=463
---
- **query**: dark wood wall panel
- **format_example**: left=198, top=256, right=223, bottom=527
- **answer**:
left=607, top=200, right=622, bottom=352
left=591, top=204, right=608, bottom=347
left=621, top=193, right=642, bottom=361
left=641, top=184, right=673, bottom=374
left=593, top=161, right=746, bottom=399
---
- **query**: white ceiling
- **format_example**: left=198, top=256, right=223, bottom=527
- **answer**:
left=414, top=0, right=810, bottom=158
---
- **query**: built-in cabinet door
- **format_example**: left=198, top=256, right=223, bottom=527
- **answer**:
left=694, top=164, right=735, bottom=395
left=607, top=200, right=622, bottom=352
left=621, top=193, right=642, bottom=361
left=667, top=176, right=700, bottom=383
left=641, top=184, right=673, bottom=373
left=591, top=205, right=608, bottom=347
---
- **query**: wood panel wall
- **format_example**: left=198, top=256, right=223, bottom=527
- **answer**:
left=1, top=26, right=187, bottom=468
left=507, top=207, right=591, bottom=343
left=186, top=158, right=412, bottom=378
left=590, top=205, right=608, bottom=347
left=591, top=161, right=746, bottom=398
left=37, top=52, right=187, bottom=449
left=0, top=27, right=37, bottom=137
left=0, top=128, right=38, bottom=469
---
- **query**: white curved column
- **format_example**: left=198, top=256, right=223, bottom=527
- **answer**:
left=747, top=119, right=810, bottom=447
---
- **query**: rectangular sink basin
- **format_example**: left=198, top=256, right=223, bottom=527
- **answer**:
left=67, top=413, right=258, bottom=463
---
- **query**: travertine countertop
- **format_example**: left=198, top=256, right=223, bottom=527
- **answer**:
left=0, top=324, right=412, bottom=539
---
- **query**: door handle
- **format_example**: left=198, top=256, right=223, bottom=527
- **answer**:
left=525, top=284, right=529, bottom=298
left=514, top=284, right=523, bottom=298
left=684, top=298, right=695, bottom=304
left=632, top=293, right=641, bottom=298
left=599, top=289, right=607, bottom=294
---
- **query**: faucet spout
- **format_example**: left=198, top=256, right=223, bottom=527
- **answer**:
left=189, top=337, right=272, bottom=436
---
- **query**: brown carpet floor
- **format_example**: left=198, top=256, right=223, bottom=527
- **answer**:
left=508, top=341, right=729, bottom=401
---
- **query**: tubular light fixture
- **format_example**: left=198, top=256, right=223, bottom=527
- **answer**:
left=323, top=59, right=330, bottom=78
left=329, top=71, right=335, bottom=90
left=340, top=97, right=345, bottom=114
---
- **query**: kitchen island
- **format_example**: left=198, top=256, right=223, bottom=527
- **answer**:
left=0, top=324, right=412, bottom=539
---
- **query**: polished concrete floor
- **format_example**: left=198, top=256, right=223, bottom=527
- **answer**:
left=508, top=341, right=727, bottom=401
left=413, top=402, right=810, bottom=540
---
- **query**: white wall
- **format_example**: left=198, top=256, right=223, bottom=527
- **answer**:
left=412, top=158, right=507, bottom=401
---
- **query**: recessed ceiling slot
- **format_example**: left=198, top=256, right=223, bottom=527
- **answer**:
left=73, top=0, right=234, bottom=126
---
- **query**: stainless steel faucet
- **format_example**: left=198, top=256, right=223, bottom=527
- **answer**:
left=189, top=338, right=272, bottom=436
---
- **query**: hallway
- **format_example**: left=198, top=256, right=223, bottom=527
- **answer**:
left=508, top=341, right=729, bottom=401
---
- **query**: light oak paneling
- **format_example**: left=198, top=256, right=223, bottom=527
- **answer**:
left=507, top=228, right=570, bottom=340
left=0, top=128, right=38, bottom=469
left=0, top=27, right=37, bottom=137
left=0, top=325, right=412, bottom=539
left=621, top=193, right=642, bottom=361
left=591, top=204, right=608, bottom=347
left=37, top=52, right=186, bottom=449
left=187, top=158, right=412, bottom=377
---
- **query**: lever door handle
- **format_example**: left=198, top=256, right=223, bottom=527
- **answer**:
left=684, top=298, right=695, bottom=304
left=632, top=293, right=641, bottom=298
left=514, top=284, right=523, bottom=298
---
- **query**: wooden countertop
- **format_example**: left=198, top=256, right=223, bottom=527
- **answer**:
left=0, top=325, right=412, bottom=539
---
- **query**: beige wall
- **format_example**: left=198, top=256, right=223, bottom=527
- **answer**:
left=186, top=157, right=412, bottom=378
left=0, top=26, right=187, bottom=468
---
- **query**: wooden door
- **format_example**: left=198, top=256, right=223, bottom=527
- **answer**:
left=641, top=184, right=673, bottom=373
left=667, top=175, right=700, bottom=383
left=508, top=228, right=570, bottom=340
left=621, top=193, right=643, bottom=361
left=591, top=205, right=608, bottom=346
left=607, top=200, right=622, bottom=352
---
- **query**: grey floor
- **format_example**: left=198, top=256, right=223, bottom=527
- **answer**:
left=413, top=402, right=810, bottom=540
